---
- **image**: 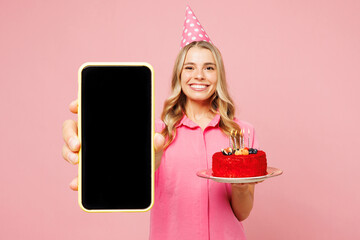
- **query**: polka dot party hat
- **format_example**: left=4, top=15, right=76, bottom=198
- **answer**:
left=181, top=5, right=212, bottom=48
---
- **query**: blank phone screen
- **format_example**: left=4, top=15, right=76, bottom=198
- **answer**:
left=80, top=64, right=153, bottom=211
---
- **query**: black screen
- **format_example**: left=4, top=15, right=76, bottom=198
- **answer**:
left=80, top=64, right=153, bottom=211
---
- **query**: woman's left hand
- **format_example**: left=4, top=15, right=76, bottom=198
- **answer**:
left=230, top=181, right=263, bottom=221
left=231, top=181, right=263, bottom=192
left=231, top=183, right=252, bottom=192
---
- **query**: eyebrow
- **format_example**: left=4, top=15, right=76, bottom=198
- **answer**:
left=183, top=62, right=216, bottom=66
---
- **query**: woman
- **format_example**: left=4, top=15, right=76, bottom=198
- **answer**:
left=62, top=41, right=259, bottom=239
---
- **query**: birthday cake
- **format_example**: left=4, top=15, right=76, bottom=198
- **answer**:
left=212, top=130, right=267, bottom=178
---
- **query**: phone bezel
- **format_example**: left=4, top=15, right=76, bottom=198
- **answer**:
left=77, top=62, right=155, bottom=213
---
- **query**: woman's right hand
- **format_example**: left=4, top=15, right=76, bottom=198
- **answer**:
left=62, top=100, right=80, bottom=191
left=62, top=100, right=166, bottom=190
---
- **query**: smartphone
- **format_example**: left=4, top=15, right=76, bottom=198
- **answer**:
left=78, top=62, right=154, bottom=212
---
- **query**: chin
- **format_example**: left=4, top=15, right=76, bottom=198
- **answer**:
left=187, top=95, right=212, bottom=103
left=183, top=87, right=216, bottom=104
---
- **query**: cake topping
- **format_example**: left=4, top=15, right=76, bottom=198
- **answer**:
left=234, top=148, right=249, bottom=155
left=242, top=148, right=249, bottom=155
left=221, top=129, right=258, bottom=155
left=221, top=147, right=233, bottom=155
left=248, top=148, right=258, bottom=154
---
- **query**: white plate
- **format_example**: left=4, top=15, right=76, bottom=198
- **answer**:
left=196, top=167, right=283, bottom=183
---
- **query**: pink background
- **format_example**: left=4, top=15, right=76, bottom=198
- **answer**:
left=1, top=0, right=359, bottom=239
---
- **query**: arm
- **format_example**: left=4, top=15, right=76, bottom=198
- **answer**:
left=154, top=120, right=166, bottom=171
left=154, top=133, right=165, bottom=170
left=230, top=183, right=255, bottom=222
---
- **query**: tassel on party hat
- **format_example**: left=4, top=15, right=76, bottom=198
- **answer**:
left=180, top=5, right=212, bottom=48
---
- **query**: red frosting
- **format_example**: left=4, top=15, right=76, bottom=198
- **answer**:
left=212, top=150, right=267, bottom=177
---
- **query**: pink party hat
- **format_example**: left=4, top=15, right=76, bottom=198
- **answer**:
left=180, top=5, right=212, bottom=48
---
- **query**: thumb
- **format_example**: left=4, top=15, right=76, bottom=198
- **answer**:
left=154, top=133, right=165, bottom=153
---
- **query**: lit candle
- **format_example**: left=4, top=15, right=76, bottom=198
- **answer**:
left=241, top=129, right=244, bottom=149
left=230, top=129, right=236, bottom=151
left=235, top=130, right=239, bottom=150
left=238, top=129, right=241, bottom=149
left=229, top=130, right=232, bottom=148
left=248, top=128, right=250, bottom=148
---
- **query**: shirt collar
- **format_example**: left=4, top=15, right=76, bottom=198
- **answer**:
left=177, top=113, right=221, bottom=129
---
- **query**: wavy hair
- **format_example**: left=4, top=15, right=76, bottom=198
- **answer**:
left=161, top=41, right=240, bottom=148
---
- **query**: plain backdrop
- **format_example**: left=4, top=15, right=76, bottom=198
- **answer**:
left=1, top=0, right=360, bottom=239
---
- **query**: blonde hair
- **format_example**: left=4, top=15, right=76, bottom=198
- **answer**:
left=161, top=41, right=240, bottom=148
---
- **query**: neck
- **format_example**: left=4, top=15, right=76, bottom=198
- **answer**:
left=185, top=99, right=214, bottom=123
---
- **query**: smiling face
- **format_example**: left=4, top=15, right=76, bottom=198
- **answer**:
left=180, top=47, right=218, bottom=105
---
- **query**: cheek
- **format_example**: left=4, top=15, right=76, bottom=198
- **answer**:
left=180, top=72, right=191, bottom=87
left=181, top=71, right=191, bottom=81
left=180, top=76, right=186, bottom=89
left=208, top=74, right=218, bottom=86
left=179, top=77, right=189, bottom=96
left=208, top=77, right=218, bottom=95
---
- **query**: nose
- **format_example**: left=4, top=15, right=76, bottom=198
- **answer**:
left=194, top=68, right=205, bottom=80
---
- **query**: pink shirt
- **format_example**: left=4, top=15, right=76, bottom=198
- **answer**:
left=150, top=114, right=258, bottom=240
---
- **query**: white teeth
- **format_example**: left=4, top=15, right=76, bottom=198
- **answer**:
left=191, top=84, right=206, bottom=89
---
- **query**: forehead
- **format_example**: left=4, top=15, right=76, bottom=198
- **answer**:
left=184, top=47, right=215, bottom=64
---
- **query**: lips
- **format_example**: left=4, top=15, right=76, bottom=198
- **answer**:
left=189, top=84, right=209, bottom=91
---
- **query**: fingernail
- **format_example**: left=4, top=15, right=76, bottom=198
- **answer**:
left=69, top=137, right=79, bottom=150
left=68, top=153, right=78, bottom=164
